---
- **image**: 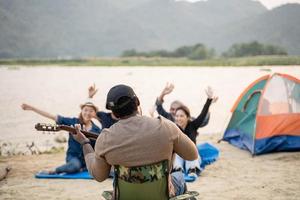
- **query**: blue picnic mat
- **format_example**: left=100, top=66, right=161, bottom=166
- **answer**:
left=35, top=142, right=219, bottom=181
left=183, top=142, right=219, bottom=182
left=198, top=142, right=219, bottom=169
left=35, top=170, right=92, bottom=179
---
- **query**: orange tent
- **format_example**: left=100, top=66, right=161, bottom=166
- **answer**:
left=223, top=73, right=300, bottom=155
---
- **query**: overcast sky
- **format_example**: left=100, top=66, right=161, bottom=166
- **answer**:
left=182, top=0, right=300, bottom=9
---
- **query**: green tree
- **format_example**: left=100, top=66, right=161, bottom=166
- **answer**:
left=121, top=49, right=138, bottom=57
left=188, top=44, right=215, bottom=60
left=121, top=43, right=215, bottom=60
left=223, top=41, right=288, bottom=57
left=173, top=46, right=193, bottom=57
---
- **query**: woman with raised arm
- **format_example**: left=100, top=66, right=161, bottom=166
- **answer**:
left=155, top=82, right=184, bottom=121
left=21, top=102, right=101, bottom=174
left=155, top=82, right=210, bottom=127
left=173, top=86, right=218, bottom=177
left=88, top=83, right=119, bottom=128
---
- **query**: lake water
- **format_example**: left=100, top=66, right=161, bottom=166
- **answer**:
left=0, top=66, right=299, bottom=154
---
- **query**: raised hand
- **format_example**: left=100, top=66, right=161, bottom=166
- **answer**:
left=88, top=83, right=98, bottom=98
left=21, top=103, right=57, bottom=121
left=158, top=82, right=175, bottom=102
left=21, top=103, right=34, bottom=111
left=205, top=86, right=213, bottom=99
left=205, top=86, right=218, bottom=103
left=161, top=82, right=174, bottom=96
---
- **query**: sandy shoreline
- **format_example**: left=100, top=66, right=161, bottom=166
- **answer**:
left=1, top=134, right=300, bottom=200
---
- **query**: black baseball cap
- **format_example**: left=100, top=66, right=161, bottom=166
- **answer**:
left=106, top=84, right=138, bottom=110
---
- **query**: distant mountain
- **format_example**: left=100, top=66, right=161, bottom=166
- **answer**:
left=213, top=3, right=300, bottom=55
left=0, top=0, right=122, bottom=57
left=0, top=0, right=299, bottom=58
left=122, top=0, right=267, bottom=51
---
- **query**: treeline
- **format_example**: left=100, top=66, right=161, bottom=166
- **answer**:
left=222, top=41, right=287, bottom=57
left=121, top=41, right=288, bottom=60
left=122, top=43, right=215, bottom=60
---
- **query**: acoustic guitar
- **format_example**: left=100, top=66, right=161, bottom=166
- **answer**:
left=35, top=123, right=99, bottom=140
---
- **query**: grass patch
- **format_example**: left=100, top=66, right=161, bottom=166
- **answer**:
left=0, top=55, right=300, bottom=67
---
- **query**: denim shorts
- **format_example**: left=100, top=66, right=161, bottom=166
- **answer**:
left=171, top=171, right=186, bottom=196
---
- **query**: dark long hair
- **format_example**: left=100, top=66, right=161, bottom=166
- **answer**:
left=176, top=105, right=199, bottom=137
left=176, top=105, right=191, bottom=119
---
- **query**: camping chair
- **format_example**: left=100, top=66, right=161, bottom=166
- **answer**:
left=102, top=160, right=199, bottom=200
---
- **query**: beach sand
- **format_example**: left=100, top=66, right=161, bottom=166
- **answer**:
left=0, top=66, right=300, bottom=199
left=1, top=134, right=300, bottom=200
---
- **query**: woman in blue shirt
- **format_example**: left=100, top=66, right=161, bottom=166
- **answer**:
left=88, top=84, right=119, bottom=128
left=21, top=102, right=101, bottom=174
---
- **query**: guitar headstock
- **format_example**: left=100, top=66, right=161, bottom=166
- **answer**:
left=35, top=123, right=60, bottom=132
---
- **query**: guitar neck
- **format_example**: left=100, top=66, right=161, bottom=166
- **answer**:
left=59, top=125, right=98, bottom=140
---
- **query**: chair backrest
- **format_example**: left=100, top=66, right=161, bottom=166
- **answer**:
left=114, top=160, right=169, bottom=200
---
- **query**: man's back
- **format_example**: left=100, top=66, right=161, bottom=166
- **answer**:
left=74, top=84, right=198, bottom=197
left=95, top=115, right=180, bottom=167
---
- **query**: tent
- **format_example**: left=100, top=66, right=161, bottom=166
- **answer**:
left=223, top=73, right=300, bottom=155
